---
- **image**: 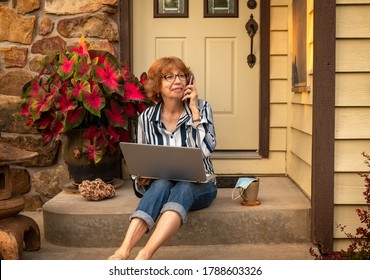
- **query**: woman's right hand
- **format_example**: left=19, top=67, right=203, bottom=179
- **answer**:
left=136, top=177, right=152, bottom=187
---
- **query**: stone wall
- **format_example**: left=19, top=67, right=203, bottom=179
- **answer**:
left=0, top=0, right=122, bottom=210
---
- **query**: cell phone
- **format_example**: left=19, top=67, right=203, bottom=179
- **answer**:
left=188, top=75, right=194, bottom=85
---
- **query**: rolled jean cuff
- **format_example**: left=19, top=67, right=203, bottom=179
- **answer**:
left=160, top=202, right=188, bottom=224
left=129, top=210, right=155, bottom=231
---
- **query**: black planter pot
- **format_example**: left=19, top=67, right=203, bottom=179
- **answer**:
left=63, top=129, right=122, bottom=184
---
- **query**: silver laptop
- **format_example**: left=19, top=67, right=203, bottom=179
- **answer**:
left=119, top=142, right=215, bottom=183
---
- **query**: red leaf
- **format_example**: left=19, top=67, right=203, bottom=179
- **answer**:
left=58, top=54, right=77, bottom=80
left=55, top=91, right=78, bottom=114
left=118, top=129, right=130, bottom=142
left=121, top=102, right=137, bottom=118
left=34, top=111, right=56, bottom=130
left=82, top=84, right=105, bottom=117
left=104, top=102, right=127, bottom=128
left=71, top=80, right=90, bottom=100
left=29, top=91, right=53, bottom=121
left=84, top=140, right=103, bottom=163
left=124, top=82, right=146, bottom=101
left=52, top=118, right=64, bottom=138
left=94, top=59, right=119, bottom=93
left=106, top=125, right=120, bottom=143
left=65, top=107, right=86, bottom=130
left=19, top=103, right=30, bottom=117
left=84, top=126, right=101, bottom=140
left=137, top=102, right=148, bottom=113
left=74, top=56, right=91, bottom=81
left=140, top=72, right=147, bottom=85
left=89, top=50, right=107, bottom=65
left=69, top=36, right=90, bottom=57
left=121, top=63, right=132, bottom=80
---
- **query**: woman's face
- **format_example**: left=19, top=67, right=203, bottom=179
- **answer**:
left=160, top=68, right=187, bottom=101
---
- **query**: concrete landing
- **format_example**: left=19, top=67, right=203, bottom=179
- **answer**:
left=42, top=177, right=311, bottom=248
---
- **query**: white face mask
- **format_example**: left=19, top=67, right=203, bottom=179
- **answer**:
left=231, top=177, right=259, bottom=201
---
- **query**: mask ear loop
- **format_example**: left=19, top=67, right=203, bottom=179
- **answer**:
left=232, top=187, right=244, bottom=200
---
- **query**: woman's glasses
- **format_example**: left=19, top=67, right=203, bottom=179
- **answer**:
left=162, top=73, right=188, bottom=82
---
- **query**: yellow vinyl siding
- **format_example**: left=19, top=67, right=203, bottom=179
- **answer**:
left=285, top=0, right=313, bottom=198
left=336, top=108, right=370, bottom=138
left=270, top=104, right=288, bottom=127
left=270, top=32, right=289, bottom=55
left=290, top=103, right=312, bottom=134
left=270, top=56, right=289, bottom=79
left=335, top=140, right=370, bottom=172
left=270, top=128, right=287, bottom=151
left=290, top=128, right=312, bottom=165
left=336, top=0, right=370, bottom=5
left=334, top=173, right=367, bottom=204
left=270, top=80, right=288, bottom=103
left=334, top=2, right=370, bottom=249
left=337, top=5, right=370, bottom=38
left=334, top=206, right=361, bottom=238
left=333, top=205, right=367, bottom=252
left=287, top=153, right=311, bottom=197
left=213, top=152, right=287, bottom=174
left=336, top=39, right=370, bottom=71
left=336, top=73, right=370, bottom=106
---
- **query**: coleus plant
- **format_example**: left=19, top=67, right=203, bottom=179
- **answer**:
left=20, top=37, right=151, bottom=164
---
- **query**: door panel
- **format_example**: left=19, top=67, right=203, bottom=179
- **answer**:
left=133, top=0, right=260, bottom=150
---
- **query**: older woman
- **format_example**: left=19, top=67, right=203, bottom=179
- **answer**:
left=108, top=56, right=217, bottom=260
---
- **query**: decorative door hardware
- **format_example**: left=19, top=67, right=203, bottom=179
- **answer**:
left=245, top=14, right=258, bottom=68
left=247, top=0, right=257, bottom=9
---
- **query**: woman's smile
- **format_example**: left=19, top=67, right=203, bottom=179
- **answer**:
left=171, top=86, right=184, bottom=93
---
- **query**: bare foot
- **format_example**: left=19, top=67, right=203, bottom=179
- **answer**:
left=107, top=250, right=130, bottom=260
left=135, top=249, right=151, bottom=260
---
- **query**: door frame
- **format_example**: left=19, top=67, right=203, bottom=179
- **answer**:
left=120, top=0, right=270, bottom=158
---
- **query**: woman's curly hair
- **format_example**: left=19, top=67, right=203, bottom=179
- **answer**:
left=144, top=56, right=193, bottom=103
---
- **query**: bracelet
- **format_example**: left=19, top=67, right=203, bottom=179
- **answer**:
left=192, top=115, right=202, bottom=122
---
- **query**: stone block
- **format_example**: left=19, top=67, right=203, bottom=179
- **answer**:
left=0, top=195, right=25, bottom=220
left=0, top=215, right=40, bottom=260
left=0, top=6, right=35, bottom=44
left=24, top=195, right=43, bottom=211
left=10, top=167, right=31, bottom=195
left=57, top=14, right=119, bottom=41
left=31, top=164, right=69, bottom=198
left=0, top=136, right=59, bottom=167
left=45, top=0, right=117, bottom=15
left=0, top=166, right=11, bottom=201
left=0, top=47, right=28, bottom=68
left=15, top=0, right=40, bottom=15
left=31, top=36, right=66, bottom=55
left=0, top=70, right=34, bottom=97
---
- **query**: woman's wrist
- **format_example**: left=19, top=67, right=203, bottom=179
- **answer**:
left=192, top=115, right=202, bottom=122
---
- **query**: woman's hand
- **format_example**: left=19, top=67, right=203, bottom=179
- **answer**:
left=136, top=177, right=152, bottom=187
left=182, top=80, right=201, bottom=119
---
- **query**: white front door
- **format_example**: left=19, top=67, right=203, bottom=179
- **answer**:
left=133, top=0, right=260, bottom=150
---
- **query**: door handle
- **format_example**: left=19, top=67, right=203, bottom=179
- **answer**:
left=245, top=14, right=258, bottom=68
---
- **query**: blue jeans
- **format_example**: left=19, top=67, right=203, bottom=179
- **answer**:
left=130, top=179, right=217, bottom=231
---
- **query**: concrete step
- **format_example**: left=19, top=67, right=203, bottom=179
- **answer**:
left=23, top=240, right=315, bottom=260
left=42, top=177, right=311, bottom=248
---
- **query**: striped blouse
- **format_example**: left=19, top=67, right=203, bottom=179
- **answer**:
left=136, top=99, right=216, bottom=175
